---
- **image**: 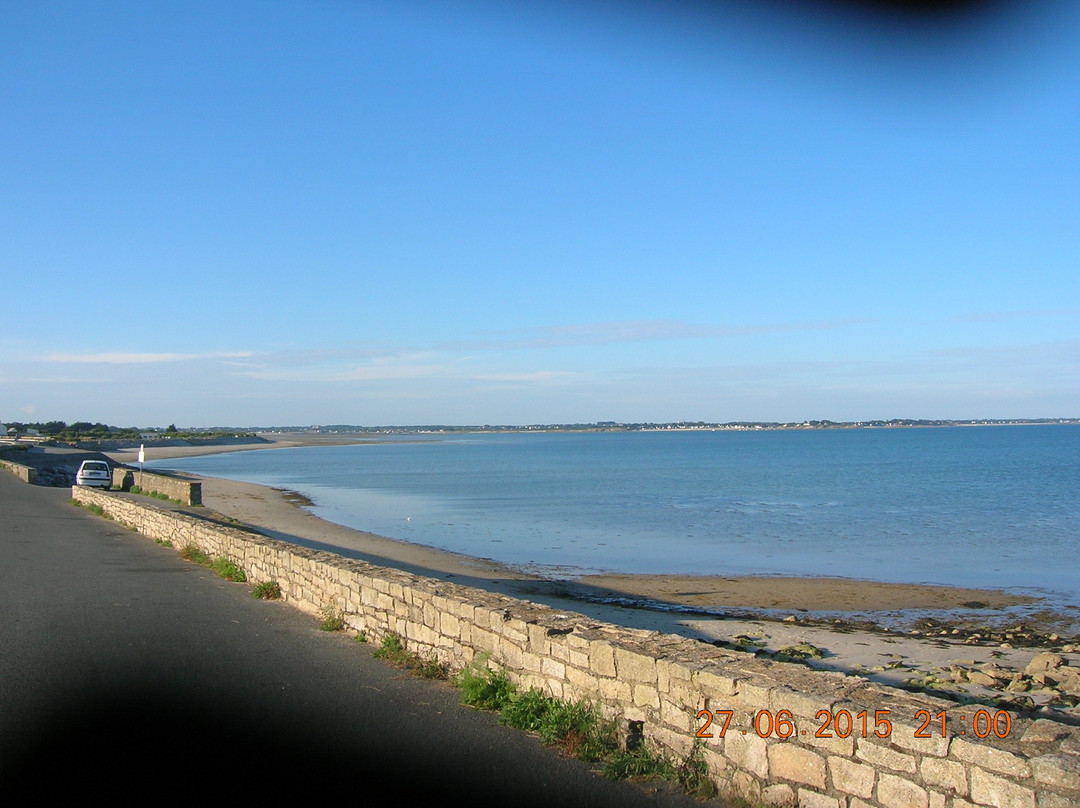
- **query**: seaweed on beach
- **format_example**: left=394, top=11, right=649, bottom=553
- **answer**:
left=275, top=487, right=315, bottom=508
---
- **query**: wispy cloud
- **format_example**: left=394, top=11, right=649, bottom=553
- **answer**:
left=451, top=318, right=869, bottom=351
left=474, top=371, right=576, bottom=383
left=40, top=351, right=255, bottom=364
left=0, top=376, right=115, bottom=384
left=223, top=318, right=871, bottom=385
left=955, top=309, right=1080, bottom=323
left=241, top=350, right=577, bottom=385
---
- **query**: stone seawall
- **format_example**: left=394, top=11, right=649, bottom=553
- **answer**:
left=111, top=468, right=202, bottom=506
left=70, top=486, right=1080, bottom=808
left=0, top=458, right=36, bottom=483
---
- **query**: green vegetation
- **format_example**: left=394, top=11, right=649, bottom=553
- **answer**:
left=129, top=485, right=183, bottom=504
left=318, top=605, right=345, bottom=632
left=70, top=499, right=113, bottom=520
left=772, top=642, right=825, bottom=662
left=175, top=544, right=246, bottom=582
left=252, top=580, right=282, bottom=600
left=211, top=557, right=246, bottom=582
left=372, top=632, right=406, bottom=659
left=2, top=420, right=256, bottom=444
left=450, top=657, right=718, bottom=798
left=372, top=633, right=447, bottom=679
left=178, top=543, right=210, bottom=565
left=71, top=499, right=101, bottom=516
left=461, top=668, right=616, bottom=761
left=457, top=656, right=516, bottom=710
left=716, top=633, right=767, bottom=653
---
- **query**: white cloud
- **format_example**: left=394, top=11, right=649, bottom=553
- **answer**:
left=0, top=376, right=116, bottom=384
left=41, top=351, right=254, bottom=364
left=450, top=318, right=871, bottom=351
left=474, top=371, right=577, bottom=383
left=241, top=351, right=576, bottom=385
left=956, top=309, right=1080, bottom=323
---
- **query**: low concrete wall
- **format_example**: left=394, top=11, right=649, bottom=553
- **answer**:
left=112, top=468, right=202, bottom=506
left=71, top=485, right=1080, bottom=808
left=0, top=458, right=36, bottom=483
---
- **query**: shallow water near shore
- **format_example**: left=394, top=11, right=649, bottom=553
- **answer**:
left=148, top=425, right=1080, bottom=613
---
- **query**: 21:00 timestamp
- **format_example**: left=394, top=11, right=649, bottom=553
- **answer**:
left=696, top=708, right=1014, bottom=740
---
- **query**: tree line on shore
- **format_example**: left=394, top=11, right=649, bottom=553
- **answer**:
left=2, top=421, right=252, bottom=442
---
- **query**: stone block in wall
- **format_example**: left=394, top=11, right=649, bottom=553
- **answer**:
left=439, top=610, right=461, bottom=638
left=969, top=767, right=1036, bottom=808
left=540, top=656, right=565, bottom=680
left=646, top=724, right=695, bottom=762
left=497, top=636, right=524, bottom=670
left=760, top=782, right=796, bottom=806
left=515, top=649, right=540, bottom=674
left=855, top=738, right=917, bottom=774
left=920, top=756, right=969, bottom=796
left=632, top=682, right=660, bottom=710
left=527, top=623, right=551, bottom=656
left=877, top=772, right=930, bottom=808
left=767, top=743, right=826, bottom=790
left=801, top=722, right=856, bottom=757
left=1031, top=753, right=1080, bottom=792
left=659, top=696, right=695, bottom=735
left=828, top=755, right=876, bottom=799
left=736, top=678, right=775, bottom=711
left=589, top=642, right=617, bottom=678
left=725, top=730, right=770, bottom=779
left=614, top=646, right=657, bottom=685
left=951, top=737, right=1032, bottom=779
left=693, top=667, right=741, bottom=699
left=768, top=686, right=833, bottom=721
left=597, top=675, right=633, bottom=703
left=1035, top=792, right=1080, bottom=808
left=795, top=788, right=841, bottom=808
left=564, top=663, right=599, bottom=695
left=888, top=719, right=951, bottom=758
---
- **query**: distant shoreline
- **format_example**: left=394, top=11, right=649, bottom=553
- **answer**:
left=7, top=418, right=1077, bottom=453
left=258, top=418, right=1079, bottom=437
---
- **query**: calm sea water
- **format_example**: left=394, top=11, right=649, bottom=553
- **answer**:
left=148, top=425, right=1080, bottom=603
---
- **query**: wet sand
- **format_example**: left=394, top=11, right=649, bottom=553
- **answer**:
left=106, top=433, right=1080, bottom=716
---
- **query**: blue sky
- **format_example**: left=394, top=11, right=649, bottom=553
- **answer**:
left=3, top=0, right=1078, bottom=427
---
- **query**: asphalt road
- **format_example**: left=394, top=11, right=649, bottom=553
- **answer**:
left=0, top=472, right=715, bottom=805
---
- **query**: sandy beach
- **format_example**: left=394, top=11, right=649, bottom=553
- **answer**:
left=106, top=433, right=1080, bottom=716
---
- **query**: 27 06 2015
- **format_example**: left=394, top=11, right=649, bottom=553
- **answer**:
left=696, top=708, right=1013, bottom=740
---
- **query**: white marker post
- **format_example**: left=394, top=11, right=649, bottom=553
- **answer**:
left=138, top=443, right=145, bottom=473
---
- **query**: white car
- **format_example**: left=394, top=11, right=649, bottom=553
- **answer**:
left=76, top=459, right=111, bottom=489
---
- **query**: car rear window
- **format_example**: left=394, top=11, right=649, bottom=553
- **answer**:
left=83, top=462, right=108, bottom=471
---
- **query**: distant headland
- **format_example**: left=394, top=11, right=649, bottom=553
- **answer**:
left=266, top=418, right=1079, bottom=436
left=3, top=417, right=1077, bottom=448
